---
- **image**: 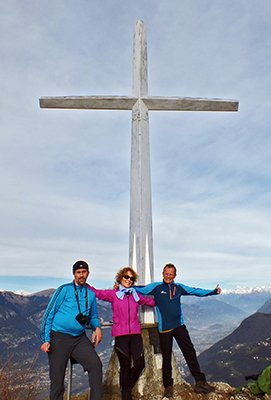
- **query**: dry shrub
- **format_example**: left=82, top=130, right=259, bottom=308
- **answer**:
left=0, top=352, right=41, bottom=400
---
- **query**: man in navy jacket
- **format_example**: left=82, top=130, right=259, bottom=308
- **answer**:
left=136, top=263, right=221, bottom=397
left=41, top=260, right=103, bottom=400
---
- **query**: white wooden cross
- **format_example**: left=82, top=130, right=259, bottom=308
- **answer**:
left=40, top=20, right=238, bottom=323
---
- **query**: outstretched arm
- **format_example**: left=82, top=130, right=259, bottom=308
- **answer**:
left=178, top=282, right=221, bottom=297
left=134, top=282, right=160, bottom=295
left=138, top=294, right=155, bottom=307
left=87, top=284, right=115, bottom=302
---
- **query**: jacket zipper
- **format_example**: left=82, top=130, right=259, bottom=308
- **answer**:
left=127, top=294, right=131, bottom=333
left=168, top=284, right=176, bottom=300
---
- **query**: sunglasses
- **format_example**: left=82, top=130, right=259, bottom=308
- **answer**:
left=123, top=275, right=135, bottom=283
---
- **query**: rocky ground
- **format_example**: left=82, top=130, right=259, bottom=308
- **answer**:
left=101, top=382, right=271, bottom=400
left=39, top=381, right=271, bottom=400
left=171, top=382, right=270, bottom=400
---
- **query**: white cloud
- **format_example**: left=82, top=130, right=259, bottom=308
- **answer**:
left=1, top=0, right=271, bottom=292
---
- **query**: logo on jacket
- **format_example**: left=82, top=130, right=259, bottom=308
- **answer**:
left=161, top=291, right=167, bottom=294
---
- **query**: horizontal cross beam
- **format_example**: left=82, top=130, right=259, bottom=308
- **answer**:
left=39, top=96, right=238, bottom=112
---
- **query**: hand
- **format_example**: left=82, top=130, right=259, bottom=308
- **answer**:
left=113, top=281, right=119, bottom=290
left=41, top=342, right=50, bottom=353
left=92, top=327, right=103, bottom=346
left=215, top=284, right=221, bottom=294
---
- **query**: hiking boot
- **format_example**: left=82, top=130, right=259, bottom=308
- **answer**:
left=164, top=386, right=173, bottom=398
left=194, top=381, right=215, bottom=394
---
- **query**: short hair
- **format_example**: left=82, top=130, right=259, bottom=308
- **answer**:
left=115, top=267, right=138, bottom=284
left=163, top=263, right=177, bottom=274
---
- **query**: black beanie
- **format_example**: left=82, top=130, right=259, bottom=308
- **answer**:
left=72, top=260, right=89, bottom=274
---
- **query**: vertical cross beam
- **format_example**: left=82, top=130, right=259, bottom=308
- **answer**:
left=130, top=22, right=154, bottom=297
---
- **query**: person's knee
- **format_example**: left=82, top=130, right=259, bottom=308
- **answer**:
left=135, top=354, right=145, bottom=372
left=82, top=354, right=102, bottom=373
left=116, top=347, right=130, bottom=368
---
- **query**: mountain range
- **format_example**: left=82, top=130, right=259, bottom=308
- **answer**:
left=0, top=286, right=271, bottom=397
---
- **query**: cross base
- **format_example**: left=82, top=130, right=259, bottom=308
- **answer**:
left=102, top=324, right=184, bottom=400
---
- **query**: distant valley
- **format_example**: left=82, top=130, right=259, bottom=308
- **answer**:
left=0, top=286, right=271, bottom=397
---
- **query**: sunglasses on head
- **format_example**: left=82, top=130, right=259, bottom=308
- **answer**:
left=123, top=275, right=135, bottom=283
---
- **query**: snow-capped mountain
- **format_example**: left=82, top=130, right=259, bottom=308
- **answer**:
left=0, top=288, right=30, bottom=295
left=221, top=286, right=271, bottom=295
left=14, top=289, right=30, bottom=296
left=219, top=286, right=271, bottom=315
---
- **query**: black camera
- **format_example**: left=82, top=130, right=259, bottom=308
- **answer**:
left=76, top=313, right=89, bottom=326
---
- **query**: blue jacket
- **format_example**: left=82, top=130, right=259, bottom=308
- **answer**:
left=135, top=281, right=218, bottom=332
left=41, top=282, right=101, bottom=343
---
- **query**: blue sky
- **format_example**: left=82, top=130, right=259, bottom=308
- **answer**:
left=1, top=1, right=271, bottom=293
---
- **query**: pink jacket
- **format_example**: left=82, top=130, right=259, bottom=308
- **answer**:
left=88, top=286, right=155, bottom=337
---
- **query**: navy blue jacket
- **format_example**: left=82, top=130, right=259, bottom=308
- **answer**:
left=135, top=281, right=218, bottom=332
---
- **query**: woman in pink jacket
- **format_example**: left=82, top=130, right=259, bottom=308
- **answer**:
left=89, top=267, right=155, bottom=400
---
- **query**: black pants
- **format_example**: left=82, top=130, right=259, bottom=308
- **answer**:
left=48, top=331, right=103, bottom=400
left=159, top=325, right=205, bottom=387
left=115, top=334, right=145, bottom=400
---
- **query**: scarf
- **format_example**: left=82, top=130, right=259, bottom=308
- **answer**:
left=116, top=284, right=140, bottom=302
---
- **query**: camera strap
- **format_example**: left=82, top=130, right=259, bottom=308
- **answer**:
left=73, top=282, right=88, bottom=315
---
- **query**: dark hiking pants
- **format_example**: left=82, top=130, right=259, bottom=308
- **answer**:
left=115, top=334, right=145, bottom=400
left=159, top=325, right=205, bottom=387
left=48, top=331, right=103, bottom=400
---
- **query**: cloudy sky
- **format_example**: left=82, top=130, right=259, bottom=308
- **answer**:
left=1, top=1, right=271, bottom=293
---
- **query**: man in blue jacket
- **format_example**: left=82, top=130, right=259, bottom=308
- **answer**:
left=136, top=263, right=221, bottom=397
left=41, top=260, right=103, bottom=400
